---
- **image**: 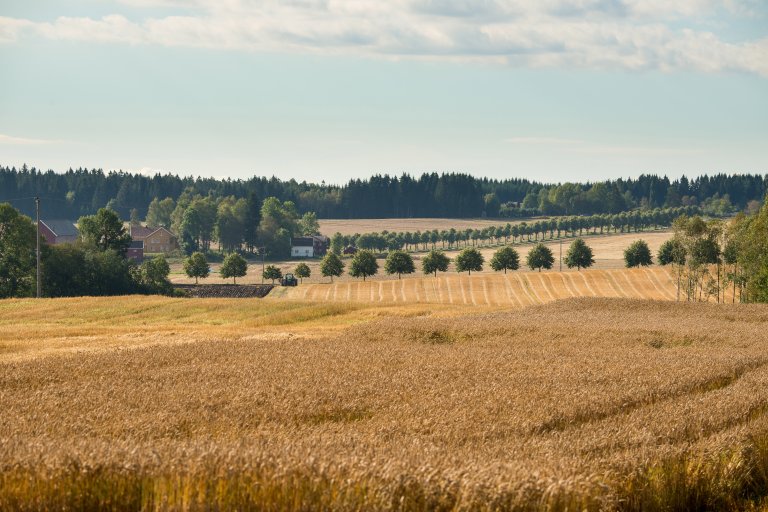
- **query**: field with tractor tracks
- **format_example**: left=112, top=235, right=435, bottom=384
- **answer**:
left=268, top=266, right=701, bottom=305
left=1, top=295, right=767, bottom=510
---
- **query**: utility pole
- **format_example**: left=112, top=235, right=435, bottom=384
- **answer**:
left=35, top=197, right=41, bottom=298
left=258, top=247, right=266, bottom=284
left=559, top=238, right=562, bottom=272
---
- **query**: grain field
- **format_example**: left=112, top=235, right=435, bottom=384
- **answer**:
left=269, top=266, right=700, bottom=305
left=1, top=296, right=767, bottom=510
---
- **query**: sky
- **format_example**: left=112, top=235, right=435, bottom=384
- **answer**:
left=1, top=0, right=767, bottom=184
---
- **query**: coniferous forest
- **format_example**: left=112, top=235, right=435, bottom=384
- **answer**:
left=1, top=165, right=765, bottom=221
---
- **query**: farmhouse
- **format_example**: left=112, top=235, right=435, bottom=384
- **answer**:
left=39, top=220, right=79, bottom=245
left=291, top=235, right=329, bottom=258
left=129, top=225, right=178, bottom=254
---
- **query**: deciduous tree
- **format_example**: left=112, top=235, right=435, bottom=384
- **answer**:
left=564, top=238, right=594, bottom=270
left=422, top=250, right=450, bottom=277
left=294, top=262, right=311, bottom=283
left=456, top=247, right=484, bottom=275
left=350, top=250, right=378, bottom=281
left=183, top=252, right=209, bottom=284
left=220, top=253, right=248, bottom=284
left=490, top=246, right=520, bottom=274
left=320, top=252, right=344, bottom=282
left=527, top=243, right=554, bottom=272
left=624, top=240, right=653, bottom=268
left=263, top=265, right=282, bottom=284
left=384, top=250, right=415, bottom=279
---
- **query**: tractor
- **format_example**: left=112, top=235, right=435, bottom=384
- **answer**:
left=280, top=273, right=298, bottom=286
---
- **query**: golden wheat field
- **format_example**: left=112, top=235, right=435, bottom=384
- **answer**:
left=1, top=294, right=768, bottom=510
left=269, top=266, right=699, bottom=305
left=317, top=217, right=539, bottom=236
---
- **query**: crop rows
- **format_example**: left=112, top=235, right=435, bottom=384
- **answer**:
left=272, top=267, right=711, bottom=305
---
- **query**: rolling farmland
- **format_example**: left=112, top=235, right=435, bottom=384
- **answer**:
left=269, top=266, right=707, bottom=305
left=318, top=217, right=536, bottom=236
left=1, top=297, right=767, bottom=510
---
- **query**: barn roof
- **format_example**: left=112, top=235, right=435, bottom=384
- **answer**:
left=291, top=237, right=315, bottom=247
left=40, top=220, right=78, bottom=237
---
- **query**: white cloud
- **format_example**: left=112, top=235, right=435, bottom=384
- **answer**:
left=0, top=133, right=59, bottom=145
left=1, top=1, right=767, bottom=75
left=506, top=137, right=583, bottom=145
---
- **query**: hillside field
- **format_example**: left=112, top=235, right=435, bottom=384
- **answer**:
left=171, top=230, right=673, bottom=285
left=318, top=217, right=541, bottom=236
left=1, top=295, right=768, bottom=510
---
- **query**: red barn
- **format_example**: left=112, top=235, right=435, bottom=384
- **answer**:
left=127, top=240, right=144, bottom=262
left=39, top=220, right=79, bottom=245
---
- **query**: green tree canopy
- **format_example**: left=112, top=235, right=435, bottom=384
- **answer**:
left=657, top=239, right=686, bottom=266
left=490, top=246, right=520, bottom=274
left=294, top=262, right=311, bottom=283
left=259, top=197, right=300, bottom=259
left=215, top=196, right=247, bottom=253
left=78, top=208, right=131, bottom=254
left=330, top=232, right=345, bottom=255
left=456, top=247, right=484, bottom=275
left=422, top=250, right=450, bottom=277
left=298, top=211, right=321, bottom=236
left=0, top=203, right=36, bottom=298
left=350, top=250, right=378, bottom=281
left=384, top=250, right=415, bottom=279
left=526, top=243, right=554, bottom=272
left=624, top=240, right=653, bottom=267
left=183, top=252, right=209, bottom=284
left=145, top=197, right=175, bottom=228
left=220, top=253, right=248, bottom=284
left=320, top=252, right=345, bottom=282
left=263, top=265, right=283, bottom=284
left=138, top=256, right=172, bottom=294
left=564, top=238, right=594, bottom=270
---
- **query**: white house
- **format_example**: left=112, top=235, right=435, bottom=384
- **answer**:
left=290, top=235, right=329, bottom=258
left=291, top=237, right=315, bottom=258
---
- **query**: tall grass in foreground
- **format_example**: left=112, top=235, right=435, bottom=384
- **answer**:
left=1, top=297, right=768, bottom=510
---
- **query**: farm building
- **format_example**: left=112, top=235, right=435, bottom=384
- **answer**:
left=39, top=220, right=79, bottom=245
left=129, top=225, right=178, bottom=254
left=126, top=240, right=144, bottom=262
left=291, top=235, right=329, bottom=258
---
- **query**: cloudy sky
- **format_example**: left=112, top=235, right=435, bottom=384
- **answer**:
left=1, top=0, right=767, bottom=183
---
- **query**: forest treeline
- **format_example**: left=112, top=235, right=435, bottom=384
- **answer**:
left=2, top=165, right=765, bottom=221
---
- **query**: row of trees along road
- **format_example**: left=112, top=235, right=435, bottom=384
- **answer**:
left=313, top=239, right=600, bottom=283
left=0, top=204, right=172, bottom=298
left=655, top=196, right=768, bottom=302
left=330, top=206, right=700, bottom=255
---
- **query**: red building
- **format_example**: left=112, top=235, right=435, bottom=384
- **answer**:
left=39, top=220, right=79, bottom=245
left=126, top=240, right=144, bottom=262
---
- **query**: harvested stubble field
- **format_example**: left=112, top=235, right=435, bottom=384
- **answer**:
left=270, top=266, right=733, bottom=305
left=1, top=295, right=768, bottom=510
left=317, top=217, right=541, bottom=237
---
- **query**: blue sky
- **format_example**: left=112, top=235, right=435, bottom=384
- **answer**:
left=1, top=0, right=767, bottom=184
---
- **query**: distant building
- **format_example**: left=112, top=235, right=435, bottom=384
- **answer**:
left=129, top=225, right=178, bottom=254
left=291, top=235, right=329, bottom=258
left=127, top=240, right=144, bottom=262
left=39, top=220, right=79, bottom=245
